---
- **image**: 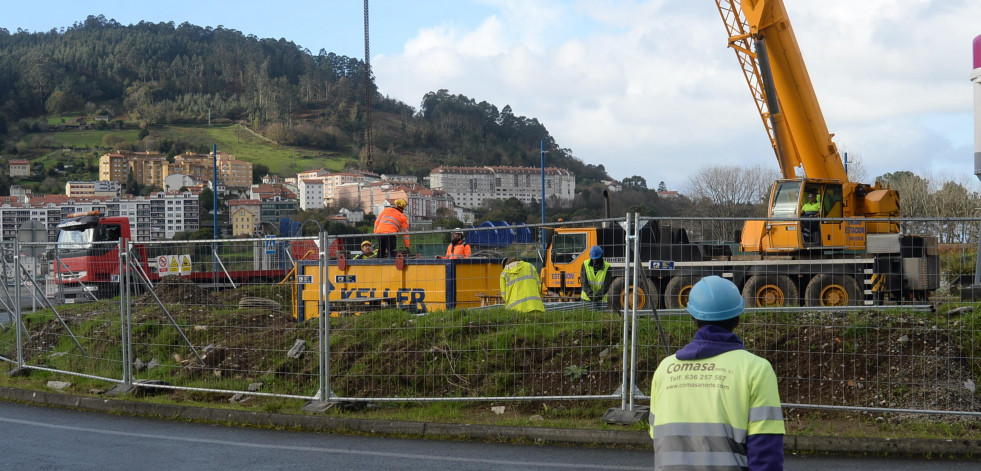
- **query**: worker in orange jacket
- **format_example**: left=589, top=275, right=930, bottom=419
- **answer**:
left=373, top=198, right=410, bottom=258
left=444, top=228, right=472, bottom=259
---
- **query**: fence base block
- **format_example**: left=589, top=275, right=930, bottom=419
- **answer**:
left=105, top=384, right=137, bottom=397
left=960, top=284, right=981, bottom=301
left=302, top=400, right=338, bottom=413
left=7, top=366, right=30, bottom=377
left=601, top=406, right=649, bottom=425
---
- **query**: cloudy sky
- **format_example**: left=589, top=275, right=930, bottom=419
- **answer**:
left=6, top=1, right=981, bottom=191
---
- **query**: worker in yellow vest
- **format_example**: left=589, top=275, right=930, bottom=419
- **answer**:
left=499, top=257, right=545, bottom=313
left=649, top=276, right=785, bottom=470
left=580, top=245, right=611, bottom=310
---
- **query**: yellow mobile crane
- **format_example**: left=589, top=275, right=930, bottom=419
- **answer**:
left=717, top=0, right=900, bottom=253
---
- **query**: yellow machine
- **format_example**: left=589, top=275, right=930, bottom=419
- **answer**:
left=716, top=0, right=900, bottom=254
left=295, top=257, right=502, bottom=319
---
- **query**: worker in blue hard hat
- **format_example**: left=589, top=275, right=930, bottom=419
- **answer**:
left=580, top=245, right=611, bottom=310
left=649, top=276, right=785, bottom=470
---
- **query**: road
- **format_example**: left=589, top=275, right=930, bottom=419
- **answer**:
left=0, top=401, right=975, bottom=471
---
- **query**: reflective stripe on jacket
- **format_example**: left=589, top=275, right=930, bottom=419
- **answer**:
left=649, top=349, right=785, bottom=470
left=373, top=207, right=410, bottom=247
left=580, top=260, right=610, bottom=302
left=499, top=260, right=544, bottom=313
left=446, top=242, right=471, bottom=259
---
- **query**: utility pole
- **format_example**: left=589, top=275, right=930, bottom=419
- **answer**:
left=363, top=0, right=373, bottom=171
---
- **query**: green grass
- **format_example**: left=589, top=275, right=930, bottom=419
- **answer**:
left=155, top=124, right=353, bottom=175
left=51, top=129, right=141, bottom=147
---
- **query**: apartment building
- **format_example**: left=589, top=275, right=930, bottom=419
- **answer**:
left=429, top=166, right=575, bottom=209
left=9, top=159, right=30, bottom=177
left=65, top=181, right=121, bottom=197
left=101, top=151, right=253, bottom=192
left=333, top=182, right=453, bottom=220
left=298, top=179, right=325, bottom=210
left=228, top=200, right=262, bottom=236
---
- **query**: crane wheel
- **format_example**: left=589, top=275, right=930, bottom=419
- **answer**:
left=609, top=277, right=657, bottom=311
left=742, top=274, right=798, bottom=308
left=804, top=274, right=861, bottom=307
left=664, top=276, right=698, bottom=309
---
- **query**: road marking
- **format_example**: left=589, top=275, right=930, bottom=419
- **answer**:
left=0, top=415, right=649, bottom=470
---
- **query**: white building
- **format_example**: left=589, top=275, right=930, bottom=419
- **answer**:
left=298, top=179, right=325, bottom=210
left=65, top=181, right=121, bottom=198
left=429, top=166, right=575, bottom=209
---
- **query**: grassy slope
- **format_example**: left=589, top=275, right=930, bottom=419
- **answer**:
left=155, top=124, right=353, bottom=175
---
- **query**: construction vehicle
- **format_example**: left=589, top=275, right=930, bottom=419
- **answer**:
left=538, top=1, right=940, bottom=308
left=719, top=0, right=937, bottom=305
left=46, top=211, right=293, bottom=302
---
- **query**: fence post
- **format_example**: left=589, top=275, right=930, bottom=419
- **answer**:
left=120, top=239, right=132, bottom=386
left=13, top=239, right=23, bottom=368
left=628, top=212, right=641, bottom=410
left=619, top=214, right=632, bottom=410
left=305, top=230, right=334, bottom=411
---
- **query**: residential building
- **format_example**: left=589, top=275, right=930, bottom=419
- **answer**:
left=4, top=193, right=198, bottom=242
left=228, top=200, right=262, bottom=236
left=259, top=196, right=298, bottom=225
left=429, top=166, right=575, bottom=209
left=9, top=159, right=30, bottom=177
left=65, top=181, right=121, bottom=198
left=333, top=182, right=453, bottom=221
left=172, top=151, right=253, bottom=189
left=149, top=192, right=200, bottom=239
left=321, top=172, right=379, bottom=205
left=298, top=179, right=325, bottom=210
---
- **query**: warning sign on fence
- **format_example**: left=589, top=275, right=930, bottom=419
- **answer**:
left=157, top=255, right=193, bottom=276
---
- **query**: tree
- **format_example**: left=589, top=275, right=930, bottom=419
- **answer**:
left=685, top=163, right=778, bottom=241
left=199, top=187, right=215, bottom=214
left=622, top=175, right=648, bottom=190
left=657, top=181, right=668, bottom=192
left=877, top=171, right=930, bottom=218
left=252, top=163, right=270, bottom=183
left=685, top=164, right=777, bottom=216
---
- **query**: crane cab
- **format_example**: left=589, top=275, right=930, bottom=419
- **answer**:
left=740, top=178, right=865, bottom=253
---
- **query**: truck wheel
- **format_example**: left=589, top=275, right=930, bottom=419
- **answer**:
left=664, top=276, right=698, bottom=309
left=742, top=274, right=798, bottom=308
left=804, top=274, right=861, bottom=306
left=609, top=277, right=658, bottom=311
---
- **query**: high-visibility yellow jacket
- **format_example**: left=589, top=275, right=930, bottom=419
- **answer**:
left=373, top=207, right=410, bottom=247
left=650, top=327, right=785, bottom=470
left=499, top=260, right=545, bottom=313
left=580, top=260, right=610, bottom=302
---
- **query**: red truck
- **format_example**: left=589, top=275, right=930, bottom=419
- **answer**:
left=46, top=211, right=297, bottom=302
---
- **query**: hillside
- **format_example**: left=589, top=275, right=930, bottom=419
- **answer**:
left=0, top=16, right=610, bottom=184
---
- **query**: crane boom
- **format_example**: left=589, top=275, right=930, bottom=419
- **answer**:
left=719, top=0, right=847, bottom=181
left=717, top=0, right=900, bottom=254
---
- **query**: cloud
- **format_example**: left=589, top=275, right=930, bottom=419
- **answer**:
left=374, top=0, right=981, bottom=190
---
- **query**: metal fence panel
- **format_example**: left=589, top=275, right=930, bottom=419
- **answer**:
left=0, top=215, right=977, bottom=416
left=126, top=238, right=321, bottom=400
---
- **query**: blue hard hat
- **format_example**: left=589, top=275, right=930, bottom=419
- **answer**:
left=686, top=276, right=745, bottom=321
left=589, top=245, right=603, bottom=259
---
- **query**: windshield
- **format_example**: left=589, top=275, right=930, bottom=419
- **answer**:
left=551, top=232, right=587, bottom=264
left=771, top=181, right=802, bottom=218
left=56, top=223, right=122, bottom=250
left=58, top=228, right=94, bottom=249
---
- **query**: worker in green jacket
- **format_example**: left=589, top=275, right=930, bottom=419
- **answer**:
left=580, top=245, right=611, bottom=310
left=649, top=276, right=785, bottom=470
left=499, top=257, right=545, bottom=313
left=801, top=191, right=822, bottom=244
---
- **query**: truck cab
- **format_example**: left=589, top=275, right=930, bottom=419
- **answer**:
left=49, top=211, right=135, bottom=300
left=541, top=221, right=715, bottom=310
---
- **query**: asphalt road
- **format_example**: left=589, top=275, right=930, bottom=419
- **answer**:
left=1, top=401, right=977, bottom=471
